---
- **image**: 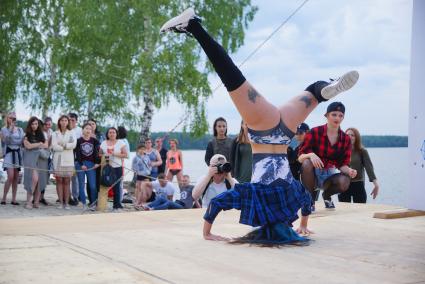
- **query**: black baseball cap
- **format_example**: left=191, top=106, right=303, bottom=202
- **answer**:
left=326, top=102, right=345, bottom=114
left=296, top=123, right=309, bottom=134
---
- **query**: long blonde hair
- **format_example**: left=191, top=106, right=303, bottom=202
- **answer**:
left=4, top=112, right=16, bottom=128
left=236, top=121, right=250, bottom=144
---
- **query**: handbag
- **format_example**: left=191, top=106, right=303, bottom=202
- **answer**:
left=39, top=149, right=51, bottom=160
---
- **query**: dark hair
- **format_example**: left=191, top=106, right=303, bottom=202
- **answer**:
left=25, top=116, right=45, bottom=143
left=213, top=117, right=227, bottom=137
left=57, top=115, right=71, bottom=132
left=87, top=118, right=100, bottom=135
left=346, top=127, right=363, bottom=151
left=68, top=112, right=78, bottom=120
left=136, top=144, right=145, bottom=150
left=117, top=126, right=127, bottom=139
left=157, top=173, right=166, bottom=180
left=82, top=123, right=93, bottom=130
left=106, top=127, right=118, bottom=140
left=145, top=137, right=152, bottom=142
left=44, top=116, right=52, bottom=123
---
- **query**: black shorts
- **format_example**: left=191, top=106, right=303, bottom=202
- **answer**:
left=169, top=169, right=181, bottom=176
left=147, top=191, right=156, bottom=202
left=137, top=175, right=152, bottom=181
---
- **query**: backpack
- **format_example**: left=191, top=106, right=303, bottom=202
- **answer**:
left=201, top=178, right=232, bottom=199
left=101, top=164, right=117, bottom=187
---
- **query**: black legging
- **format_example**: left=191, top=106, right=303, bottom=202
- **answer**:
left=338, top=181, right=367, bottom=203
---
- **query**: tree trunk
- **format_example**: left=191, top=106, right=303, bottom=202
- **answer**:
left=139, top=91, right=154, bottom=144
left=138, top=16, right=155, bottom=145
left=87, top=98, right=93, bottom=119
left=42, top=5, right=59, bottom=119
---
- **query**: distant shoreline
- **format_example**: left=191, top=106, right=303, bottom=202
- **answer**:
left=1, top=119, right=408, bottom=150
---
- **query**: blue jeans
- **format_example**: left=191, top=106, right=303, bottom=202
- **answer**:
left=76, top=161, right=97, bottom=205
left=314, top=168, right=339, bottom=188
left=150, top=170, right=158, bottom=179
left=148, top=197, right=184, bottom=210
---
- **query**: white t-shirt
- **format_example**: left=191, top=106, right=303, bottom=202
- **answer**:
left=71, top=126, right=82, bottom=139
left=196, top=175, right=238, bottom=208
left=152, top=180, right=177, bottom=200
left=100, top=140, right=126, bottom=168
left=119, top=138, right=130, bottom=160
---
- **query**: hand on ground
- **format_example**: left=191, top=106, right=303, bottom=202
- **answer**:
left=295, top=226, right=314, bottom=236
left=203, top=233, right=230, bottom=241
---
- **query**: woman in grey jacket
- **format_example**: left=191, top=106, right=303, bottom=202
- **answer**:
left=1, top=112, right=24, bottom=205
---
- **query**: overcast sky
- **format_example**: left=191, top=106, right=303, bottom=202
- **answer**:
left=16, top=0, right=412, bottom=135
left=152, top=0, right=412, bottom=135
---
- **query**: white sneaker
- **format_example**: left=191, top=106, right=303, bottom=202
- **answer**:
left=321, top=70, right=359, bottom=100
left=159, top=8, right=199, bottom=33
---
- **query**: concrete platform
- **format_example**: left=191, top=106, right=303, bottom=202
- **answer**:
left=1, top=203, right=425, bottom=284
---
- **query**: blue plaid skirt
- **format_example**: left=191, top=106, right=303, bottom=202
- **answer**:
left=204, top=178, right=312, bottom=227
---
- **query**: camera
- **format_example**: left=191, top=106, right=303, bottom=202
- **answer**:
left=215, top=162, right=232, bottom=174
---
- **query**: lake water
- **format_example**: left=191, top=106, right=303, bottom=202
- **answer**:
left=125, top=148, right=408, bottom=207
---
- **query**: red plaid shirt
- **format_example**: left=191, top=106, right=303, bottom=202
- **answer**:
left=299, top=124, right=351, bottom=169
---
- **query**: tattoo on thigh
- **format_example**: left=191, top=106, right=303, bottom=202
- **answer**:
left=248, top=88, right=260, bottom=103
left=300, top=95, right=313, bottom=108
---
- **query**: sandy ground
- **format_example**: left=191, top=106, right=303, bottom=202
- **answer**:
left=1, top=201, right=425, bottom=284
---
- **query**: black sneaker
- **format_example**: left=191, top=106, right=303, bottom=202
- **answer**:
left=160, top=8, right=201, bottom=34
left=69, top=198, right=78, bottom=206
left=324, top=199, right=336, bottom=210
left=40, top=198, right=49, bottom=206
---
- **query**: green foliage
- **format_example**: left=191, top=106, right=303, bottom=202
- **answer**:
left=1, top=1, right=257, bottom=139
left=0, top=1, right=23, bottom=112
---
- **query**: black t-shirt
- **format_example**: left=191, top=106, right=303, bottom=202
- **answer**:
left=26, top=132, right=45, bottom=144
left=75, top=137, right=100, bottom=164
left=158, top=147, right=167, bottom=174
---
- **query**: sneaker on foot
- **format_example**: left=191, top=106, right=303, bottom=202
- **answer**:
left=64, top=205, right=71, bottom=210
left=321, top=70, right=359, bottom=100
left=159, top=7, right=200, bottom=33
left=324, top=199, right=336, bottom=210
left=69, top=198, right=78, bottom=206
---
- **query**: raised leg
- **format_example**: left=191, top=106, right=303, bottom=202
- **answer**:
left=161, top=9, right=359, bottom=133
left=184, top=17, right=280, bottom=130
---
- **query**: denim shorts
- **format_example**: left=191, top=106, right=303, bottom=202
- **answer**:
left=314, top=168, right=339, bottom=188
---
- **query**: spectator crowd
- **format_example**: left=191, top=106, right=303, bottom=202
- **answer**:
left=0, top=104, right=379, bottom=214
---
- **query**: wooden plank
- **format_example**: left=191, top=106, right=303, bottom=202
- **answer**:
left=373, top=209, right=425, bottom=219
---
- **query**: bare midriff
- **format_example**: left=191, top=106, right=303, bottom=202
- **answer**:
left=251, top=143, right=288, bottom=154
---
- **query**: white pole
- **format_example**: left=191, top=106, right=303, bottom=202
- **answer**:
left=408, top=0, right=425, bottom=211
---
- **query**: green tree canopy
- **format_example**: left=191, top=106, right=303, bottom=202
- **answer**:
left=1, top=1, right=257, bottom=140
